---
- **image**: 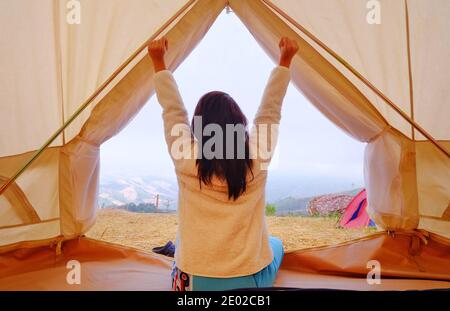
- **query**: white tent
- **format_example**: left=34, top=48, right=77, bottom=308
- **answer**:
left=0, top=0, right=449, bottom=290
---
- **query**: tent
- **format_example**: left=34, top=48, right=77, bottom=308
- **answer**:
left=339, top=189, right=375, bottom=229
left=0, top=0, right=449, bottom=290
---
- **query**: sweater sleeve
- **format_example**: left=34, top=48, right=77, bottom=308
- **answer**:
left=154, top=70, right=194, bottom=166
left=250, top=66, right=291, bottom=168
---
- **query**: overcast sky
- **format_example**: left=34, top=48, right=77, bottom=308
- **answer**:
left=100, top=11, right=365, bottom=186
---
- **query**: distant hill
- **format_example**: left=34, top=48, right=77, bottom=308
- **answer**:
left=265, top=172, right=363, bottom=202
left=112, top=202, right=175, bottom=214
left=98, top=173, right=178, bottom=209
left=272, top=196, right=311, bottom=216
left=98, top=171, right=364, bottom=214
left=273, top=188, right=362, bottom=216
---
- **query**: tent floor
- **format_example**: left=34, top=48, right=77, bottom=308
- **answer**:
left=0, top=234, right=449, bottom=291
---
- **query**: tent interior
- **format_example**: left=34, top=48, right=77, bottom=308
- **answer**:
left=0, top=0, right=449, bottom=290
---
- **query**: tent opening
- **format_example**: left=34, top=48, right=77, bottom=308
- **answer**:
left=1, top=0, right=449, bottom=291
left=87, top=10, right=378, bottom=253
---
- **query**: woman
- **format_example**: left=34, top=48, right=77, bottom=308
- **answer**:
left=148, top=36, right=298, bottom=291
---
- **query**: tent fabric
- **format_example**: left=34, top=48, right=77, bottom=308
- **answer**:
left=267, top=0, right=450, bottom=141
left=277, top=231, right=450, bottom=290
left=281, top=231, right=450, bottom=282
left=0, top=0, right=193, bottom=157
left=0, top=0, right=449, bottom=288
left=0, top=234, right=449, bottom=290
left=339, top=189, right=372, bottom=229
left=0, top=237, right=174, bottom=291
left=0, top=148, right=61, bottom=247
left=0, top=0, right=227, bottom=247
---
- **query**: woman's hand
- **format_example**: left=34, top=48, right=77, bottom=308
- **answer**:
left=148, top=37, right=168, bottom=72
left=278, top=37, right=299, bottom=68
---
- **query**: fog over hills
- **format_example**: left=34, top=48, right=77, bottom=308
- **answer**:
left=98, top=170, right=363, bottom=211
left=98, top=172, right=178, bottom=209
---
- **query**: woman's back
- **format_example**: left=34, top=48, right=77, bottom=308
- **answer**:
left=174, top=158, right=271, bottom=277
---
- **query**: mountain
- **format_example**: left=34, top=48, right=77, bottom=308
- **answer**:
left=98, top=171, right=364, bottom=213
left=271, top=196, right=311, bottom=216
left=265, top=172, right=363, bottom=202
left=98, top=173, right=178, bottom=209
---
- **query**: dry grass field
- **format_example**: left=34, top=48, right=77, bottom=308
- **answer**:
left=87, top=209, right=377, bottom=252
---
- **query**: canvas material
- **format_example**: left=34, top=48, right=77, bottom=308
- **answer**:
left=0, top=234, right=449, bottom=290
left=0, top=0, right=192, bottom=156
left=0, top=0, right=449, bottom=251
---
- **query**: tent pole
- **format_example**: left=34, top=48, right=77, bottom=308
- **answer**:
left=0, top=0, right=197, bottom=197
left=261, top=0, right=450, bottom=159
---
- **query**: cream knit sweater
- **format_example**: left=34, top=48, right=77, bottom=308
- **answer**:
left=154, top=66, right=291, bottom=277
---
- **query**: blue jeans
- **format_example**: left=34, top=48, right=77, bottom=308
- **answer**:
left=189, top=236, right=284, bottom=291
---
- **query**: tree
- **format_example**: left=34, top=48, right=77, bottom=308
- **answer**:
left=265, top=204, right=277, bottom=216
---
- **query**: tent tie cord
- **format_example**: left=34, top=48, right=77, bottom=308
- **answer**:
left=260, top=0, right=449, bottom=159
left=386, top=229, right=430, bottom=259
left=50, top=237, right=65, bottom=256
left=387, top=229, right=429, bottom=244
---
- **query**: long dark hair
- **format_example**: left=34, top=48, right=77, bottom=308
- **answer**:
left=191, top=91, right=253, bottom=200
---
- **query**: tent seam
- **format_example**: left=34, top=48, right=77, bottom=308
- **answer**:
left=53, top=0, right=66, bottom=145
left=404, top=0, right=415, bottom=141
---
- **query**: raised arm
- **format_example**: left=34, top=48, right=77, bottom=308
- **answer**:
left=250, top=37, right=298, bottom=168
left=253, top=37, right=298, bottom=125
left=148, top=38, right=193, bottom=165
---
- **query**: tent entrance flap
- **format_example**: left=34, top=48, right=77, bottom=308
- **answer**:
left=259, top=0, right=449, bottom=158
left=0, top=0, right=198, bottom=198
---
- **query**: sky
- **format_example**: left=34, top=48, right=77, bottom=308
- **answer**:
left=100, top=10, right=365, bottom=189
